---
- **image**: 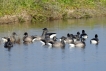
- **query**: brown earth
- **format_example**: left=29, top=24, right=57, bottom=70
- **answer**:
left=0, top=8, right=106, bottom=24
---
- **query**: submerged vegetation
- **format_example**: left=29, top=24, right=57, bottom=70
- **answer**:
left=0, top=0, right=106, bottom=23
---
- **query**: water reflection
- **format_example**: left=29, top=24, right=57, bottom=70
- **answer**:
left=4, top=47, right=12, bottom=51
left=0, top=17, right=105, bottom=32
left=23, top=42, right=33, bottom=46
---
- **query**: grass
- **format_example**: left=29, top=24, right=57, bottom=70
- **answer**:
left=0, top=0, right=106, bottom=22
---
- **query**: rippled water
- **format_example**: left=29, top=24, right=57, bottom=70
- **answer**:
left=0, top=18, right=106, bottom=71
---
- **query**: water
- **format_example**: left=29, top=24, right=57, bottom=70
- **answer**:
left=0, top=17, right=106, bottom=71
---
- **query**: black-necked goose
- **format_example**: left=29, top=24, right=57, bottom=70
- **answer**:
left=75, top=38, right=86, bottom=48
left=4, top=38, right=13, bottom=48
left=34, top=28, right=48, bottom=41
left=44, top=28, right=56, bottom=39
left=90, top=34, right=99, bottom=45
left=48, top=37, right=65, bottom=48
left=40, top=36, right=57, bottom=46
left=69, top=38, right=86, bottom=48
left=80, top=30, right=88, bottom=39
left=23, top=32, right=36, bottom=43
left=74, top=32, right=80, bottom=41
left=65, top=33, right=73, bottom=44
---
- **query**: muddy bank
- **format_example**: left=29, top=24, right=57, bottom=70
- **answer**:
left=0, top=11, right=32, bottom=24
left=0, top=8, right=106, bottom=24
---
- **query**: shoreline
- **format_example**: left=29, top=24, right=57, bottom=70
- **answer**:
left=0, top=8, right=106, bottom=24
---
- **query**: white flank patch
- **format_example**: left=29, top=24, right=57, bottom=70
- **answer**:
left=33, top=37, right=37, bottom=41
left=59, top=39, right=61, bottom=41
left=34, top=37, right=41, bottom=41
left=91, top=40, right=97, bottom=44
left=47, top=43, right=52, bottom=47
left=32, top=38, right=36, bottom=42
left=2, top=38, right=7, bottom=43
left=73, top=39, right=77, bottom=42
left=69, top=43, right=75, bottom=47
left=82, top=35, right=88, bottom=39
left=64, top=40, right=66, bottom=44
left=50, top=34, right=56, bottom=39
left=40, top=41, right=45, bottom=45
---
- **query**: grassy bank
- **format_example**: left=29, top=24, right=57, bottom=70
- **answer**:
left=0, top=0, right=106, bottom=23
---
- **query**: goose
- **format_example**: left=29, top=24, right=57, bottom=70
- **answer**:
left=63, top=33, right=73, bottom=44
left=75, top=38, right=86, bottom=48
left=40, top=36, right=57, bottom=46
left=4, top=38, right=13, bottom=48
left=80, top=30, right=88, bottom=39
left=10, top=32, right=17, bottom=43
left=43, top=28, right=56, bottom=39
left=23, top=32, right=36, bottom=43
left=2, top=32, right=20, bottom=44
left=90, top=34, right=99, bottom=45
left=48, top=37, right=65, bottom=48
left=69, top=38, right=86, bottom=48
left=34, top=28, right=48, bottom=41
left=74, top=32, right=80, bottom=41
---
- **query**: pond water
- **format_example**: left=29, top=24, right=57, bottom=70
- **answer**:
left=0, top=17, right=106, bottom=71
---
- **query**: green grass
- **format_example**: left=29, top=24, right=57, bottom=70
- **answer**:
left=0, top=0, right=106, bottom=21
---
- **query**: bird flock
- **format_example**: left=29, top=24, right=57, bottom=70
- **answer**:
left=1, top=28, right=99, bottom=49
